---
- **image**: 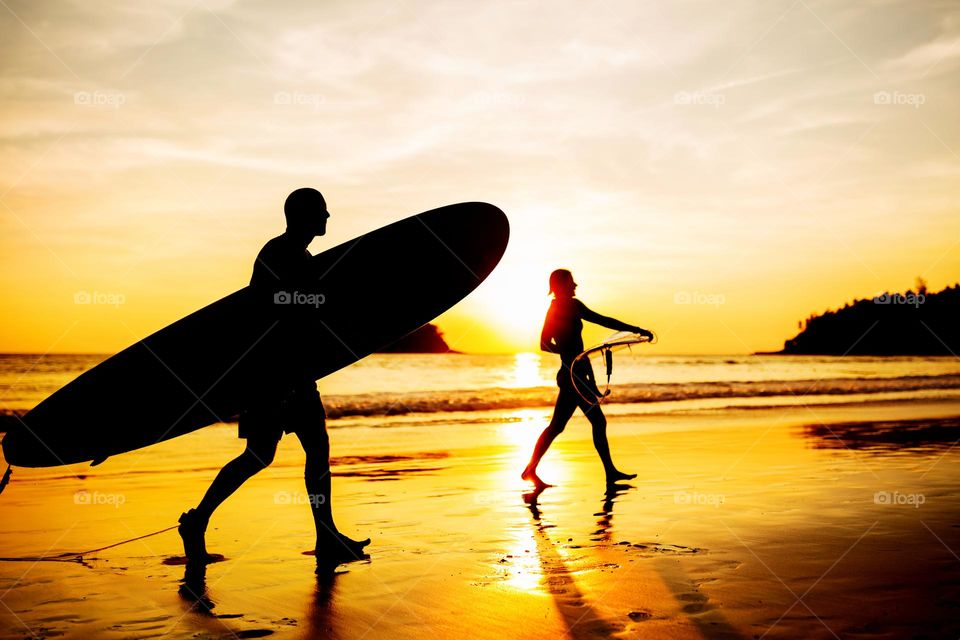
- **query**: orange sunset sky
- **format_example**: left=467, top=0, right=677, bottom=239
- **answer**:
left=1, top=1, right=958, bottom=354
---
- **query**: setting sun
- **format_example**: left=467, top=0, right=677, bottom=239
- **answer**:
left=474, top=263, right=551, bottom=348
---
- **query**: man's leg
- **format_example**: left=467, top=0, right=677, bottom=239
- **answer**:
left=179, top=432, right=279, bottom=562
left=196, top=431, right=279, bottom=518
left=522, top=389, right=578, bottom=487
left=295, top=425, right=370, bottom=567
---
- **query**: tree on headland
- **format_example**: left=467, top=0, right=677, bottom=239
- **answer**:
left=776, top=281, right=959, bottom=356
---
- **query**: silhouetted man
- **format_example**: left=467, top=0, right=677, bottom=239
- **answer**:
left=178, top=187, right=370, bottom=570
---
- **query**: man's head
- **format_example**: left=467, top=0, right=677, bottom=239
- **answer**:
left=284, top=188, right=329, bottom=238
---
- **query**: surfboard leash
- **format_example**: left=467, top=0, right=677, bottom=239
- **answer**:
left=569, top=347, right=614, bottom=406
left=0, top=464, right=179, bottom=561
left=0, top=466, right=178, bottom=561
left=0, top=523, right=180, bottom=563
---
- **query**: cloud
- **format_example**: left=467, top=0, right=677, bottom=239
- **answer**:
left=883, top=34, right=960, bottom=76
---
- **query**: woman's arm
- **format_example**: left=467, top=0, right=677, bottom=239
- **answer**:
left=540, top=308, right=560, bottom=353
left=540, top=324, right=559, bottom=353
left=578, top=300, right=652, bottom=338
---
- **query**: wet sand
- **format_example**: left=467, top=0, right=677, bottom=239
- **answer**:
left=3, top=398, right=960, bottom=639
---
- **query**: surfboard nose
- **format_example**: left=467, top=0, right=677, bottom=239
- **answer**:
left=3, top=414, right=76, bottom=467
left=473, top=202, right=510, bottom=254
left=415, top=202, right=510, bottom=284
left=1, top=432, right=14, bottom=465
left=2, top=426, right=38, bottom=467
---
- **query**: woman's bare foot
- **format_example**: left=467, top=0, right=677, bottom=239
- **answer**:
left=605, top=470, right=637, bottom=485
left=521, top=466, right=554, bottom=489
left=178, top=509, right=217, bottom=564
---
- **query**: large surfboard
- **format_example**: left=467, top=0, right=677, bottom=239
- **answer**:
left=2, top=202, right=509, bottom=467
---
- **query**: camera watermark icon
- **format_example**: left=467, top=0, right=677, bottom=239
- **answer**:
left=273, top=90, right=325, bottom=110
left=872, top=292, right=924, bottom=308
left=873, top=90, right=925, bottom=108
left=273, top=490, right=326, bottom=506
left=274, top=291, right=325, bottom=307
left=74, top=290, right=126, bottom=307
left=674, top=491, right=725, bottom=508
left=673, top=291, right=725, bottom=307
left=74, top=489, right=126, bottom=508
left=874, top=491, right=924, bottom=508
left=74, top=90, right=126, bottom=109
left=674, top=91, right=725, bottom=108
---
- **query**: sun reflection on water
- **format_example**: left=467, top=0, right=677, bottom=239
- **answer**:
left=510, top=352, right=548, bottom=388
left=502, top=526, right=546, bottom=593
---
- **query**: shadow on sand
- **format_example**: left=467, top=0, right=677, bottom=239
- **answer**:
left=523, top=484, right=748, bottom=640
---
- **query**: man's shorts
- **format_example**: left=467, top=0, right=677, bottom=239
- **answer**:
left=238, top=385, right=326, bottom=441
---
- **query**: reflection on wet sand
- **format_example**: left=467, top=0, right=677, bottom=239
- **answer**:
left=177, top=561, right=288, bottom=638
left=523, top=485, right=747, bottom=640
left=331, top=451, right=450, bottom=480
left=593, top=483, right=632, bottom=543
left=802, top=416, right=960, bottom=451
left=304, top=571, right=344, bottom=640
left=522, top=486, right=624, bottom=638
left=178, top=562, right=215, bottom=616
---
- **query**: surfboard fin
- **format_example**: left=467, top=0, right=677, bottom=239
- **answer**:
left=91, top=457, right=108, bottom=466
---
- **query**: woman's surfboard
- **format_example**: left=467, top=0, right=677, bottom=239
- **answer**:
left=569, top=331, right=652, bottom=404
left=2, top=202, right=509, bottom=467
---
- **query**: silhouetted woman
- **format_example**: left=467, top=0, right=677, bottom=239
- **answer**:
left=522, top=269, right=653, bottom=488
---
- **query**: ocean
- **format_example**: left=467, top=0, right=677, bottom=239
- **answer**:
left=2, top=352, right=960, bottom=425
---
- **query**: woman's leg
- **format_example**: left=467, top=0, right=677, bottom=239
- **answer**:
left=522, top=389, right=578, bottom=486
left=579, top=400, right=636, bottom=484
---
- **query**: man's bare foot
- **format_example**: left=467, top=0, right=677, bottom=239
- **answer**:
left=314, top=532, right=371, bottom=571
left=521, top=467, right=554, bottom=489
left=178, top=509, right=217, bottom=564
left=606, top=470, right=637, bottom=485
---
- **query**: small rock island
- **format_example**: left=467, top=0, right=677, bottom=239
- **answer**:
left=378, top=323, right=455, bottom=353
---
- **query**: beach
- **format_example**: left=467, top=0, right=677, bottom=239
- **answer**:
left=3, top=355, right=960, bottom=640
